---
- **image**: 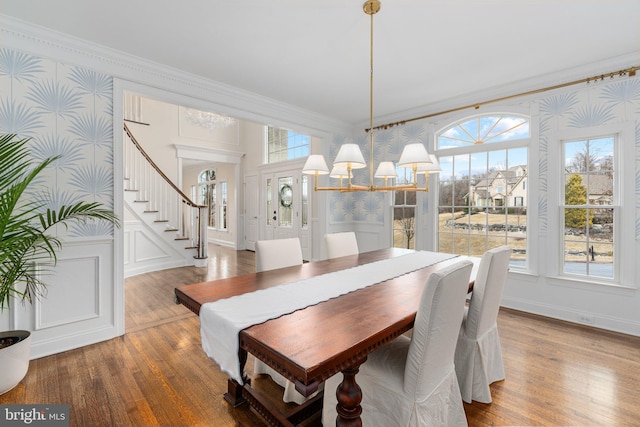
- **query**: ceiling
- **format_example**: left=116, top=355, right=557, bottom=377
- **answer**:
left=2, top=0, right=639, bottom=126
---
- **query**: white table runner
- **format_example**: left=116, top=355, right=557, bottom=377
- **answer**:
left=200, top=251, right=456, bottom=384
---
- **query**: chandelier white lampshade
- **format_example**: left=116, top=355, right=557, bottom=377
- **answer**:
left=416, top=155, right=442, bottom=174
left=302, top=154, right=330, bottom=175
left=374, top=161, right=397, bottom=180
left=398, top=143, right=432, bottom=168
left=330, top=165, right=354, bottom=179
left=333, top=144, right=367, bottom=169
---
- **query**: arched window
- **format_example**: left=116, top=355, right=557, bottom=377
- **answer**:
left=437, top=114, right=529, bottom=149
left=436, top=113, right=530, bottom=268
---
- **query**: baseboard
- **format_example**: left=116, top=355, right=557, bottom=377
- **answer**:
left=501, top=296, right=640, bottom=337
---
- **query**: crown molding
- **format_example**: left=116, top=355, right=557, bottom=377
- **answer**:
left=0, top=14, right=353, bottom=137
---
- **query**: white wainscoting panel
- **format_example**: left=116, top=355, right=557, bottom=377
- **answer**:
left=21, top=240, right=117, bottom=359
left=35, top=255, right=100, bottom=329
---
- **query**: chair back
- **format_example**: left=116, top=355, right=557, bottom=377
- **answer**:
left=404, top=260, right=473, bottom=398
left=325, top=232, right=359, bottom=259
left=465, top=245, right=512, bottom=339
left=255, top=238, right=303, bottom=272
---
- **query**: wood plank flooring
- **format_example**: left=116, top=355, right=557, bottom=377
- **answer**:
left=2, top=245, right=639, bottom=426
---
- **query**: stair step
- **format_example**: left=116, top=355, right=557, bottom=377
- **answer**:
left=185, top=245, right=198, bottom=250
left=134, top=200, right=149, bottom=203
left=144, top=210, right=159, bottom=213
left=154, top=219, right=169, bottom=223
left=124, top=188, right=137, bottom=192
left=164, top=228, right=179, bottom=232
left=175, top=237, right=189, bottom=241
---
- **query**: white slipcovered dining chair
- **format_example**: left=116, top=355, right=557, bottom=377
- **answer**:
left=255, top=237, right=303, bottom=273
left=454, top=245, right=512, bottom=404
left=325, top=231, right=359, bottom=259
left=322, top=260, right=473, bottom=427
left=252, top=237, right=318, bottom=404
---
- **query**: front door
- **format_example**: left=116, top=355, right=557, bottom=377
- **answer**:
left=264, top=173, right=297, bottom=240
left=260, top=161, right=311, bottom=259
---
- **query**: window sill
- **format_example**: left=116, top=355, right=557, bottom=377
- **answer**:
left=547, top=274, right=637, bottom=294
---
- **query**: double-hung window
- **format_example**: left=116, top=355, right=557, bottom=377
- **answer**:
left=561, top=136, right=616, bottom=279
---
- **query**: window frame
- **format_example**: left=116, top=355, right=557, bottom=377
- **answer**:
left=548, top=122, right=636, bottom=290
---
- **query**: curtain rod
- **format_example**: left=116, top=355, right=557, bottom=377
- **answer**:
left=366, top=65, right=638, bottom=132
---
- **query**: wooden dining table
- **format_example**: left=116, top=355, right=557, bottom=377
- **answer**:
left=175, top=248, right=479, bottom=427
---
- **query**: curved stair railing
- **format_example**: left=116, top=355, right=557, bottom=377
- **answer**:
left=123, top=123, right=207, bottom=261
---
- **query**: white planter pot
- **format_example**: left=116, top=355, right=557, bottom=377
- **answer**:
left=0, top=330, right=31, bottom=395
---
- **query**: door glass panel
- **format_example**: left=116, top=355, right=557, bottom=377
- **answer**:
left=301, top=175, right=308, bottom=229
left=266, top=178, right=272, bottom=226
left=278, top=177, right=293, bottom=227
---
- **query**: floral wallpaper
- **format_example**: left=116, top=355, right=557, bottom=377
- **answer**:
left=537, top=78, right=640, bottom=239
left=0, top=48, right=114, bottom=238
left=329, top=122, right=431, bottom=224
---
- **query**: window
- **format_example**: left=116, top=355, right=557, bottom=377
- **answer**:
left=436, top=114, right=530, bottom=268
left=561, top=136, right=615, bottom=279
left=199, top=169, right=217, bottom=228
left=393, top=190, right=416, bottom=249
left=266, top=126, right=310, bottom=163
left=220, top=181, right=228, bottom=231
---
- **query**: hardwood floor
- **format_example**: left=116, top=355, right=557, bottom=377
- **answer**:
left=1, top=245, right=639, bottom=426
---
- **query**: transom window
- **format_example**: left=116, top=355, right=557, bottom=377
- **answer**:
left=438, top=114, right=529, bottom=149
left=266, top=126, right=310, bottom=163
left=436, top=114, right=530, bottom=268
left=561, top=136, right=616, bottom=279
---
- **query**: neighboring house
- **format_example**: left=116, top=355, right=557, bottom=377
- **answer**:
left=469, top=166, right=527, bottom=208
left=573, top=173, right=614, bottom=205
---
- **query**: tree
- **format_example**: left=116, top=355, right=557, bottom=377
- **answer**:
left=439, top=179, right=470, bottom=208
left=564, top=174, right=591, bottom=229
left=394, top=191, right=416, bottom=249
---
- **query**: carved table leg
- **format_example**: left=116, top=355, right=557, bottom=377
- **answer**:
left=335, top=359, right=366, bottom=427
left=223, top=349, right=250, bottom=407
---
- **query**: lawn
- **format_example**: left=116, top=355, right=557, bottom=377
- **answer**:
left=394, top=211, right=613, bottom=265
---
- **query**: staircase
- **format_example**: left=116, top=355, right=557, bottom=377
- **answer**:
left=123, top=124, right=207, bottom=277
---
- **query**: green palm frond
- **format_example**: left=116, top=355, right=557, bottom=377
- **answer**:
left=0, top=134, right=119, bottom=309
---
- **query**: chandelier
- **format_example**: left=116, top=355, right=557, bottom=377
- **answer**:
left=185, top=108, right=236, bottom=129
left=302, top=0, right=440, bottom=192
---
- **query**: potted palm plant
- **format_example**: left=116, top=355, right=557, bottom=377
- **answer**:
left=0, top=133, right=119, bottom=394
